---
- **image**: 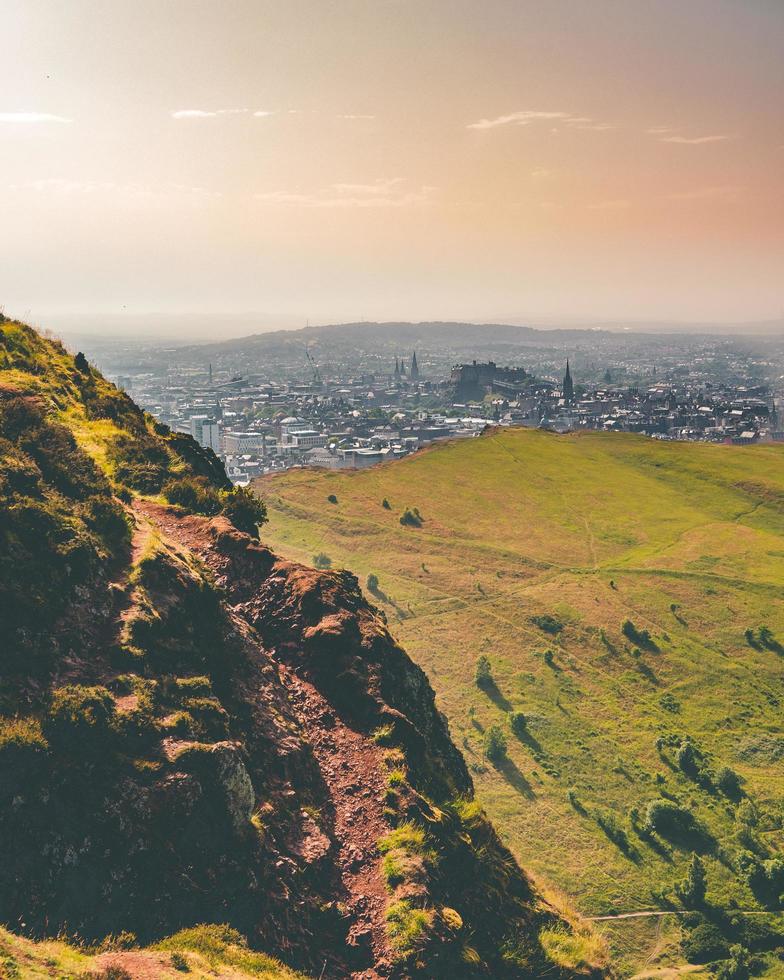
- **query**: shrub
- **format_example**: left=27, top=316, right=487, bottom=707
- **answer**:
left=716, top=766, right=742, bottom=799
left=382, top=498, right=391, bottom=509
left=622, top=619, right=658, bottom=650
left=483, top=724, right=508, bottom=763
left=475, top=654, right=492, bottom=687
left=399, top=507, right=423, bottom=527
left=163, top=477, right=222, bottom=516
left=366, top=573, right=380, bottom=594
left=643, top=798, right=695, bottom=837
left=677, top=740, right=700, bottom=779
left=509, top=711, right=527, bottom=737
left=327, top=493, right=338, bottom=504
left=313, top=552, right=332, bottom=569
left=221, top=486, right=267, bottom=537
left=682, top=918, right=729, bottom=963
left=543, top=649, right=555, bottom=667
left=659, top=692, right=681, bottom=713
left=386, top=901, right=434, bottom=960
left=529, top=614, right=563, bottom=635
left=45, top=685, right=116, bottom=749
left=676, top=855, right=707, bottom=907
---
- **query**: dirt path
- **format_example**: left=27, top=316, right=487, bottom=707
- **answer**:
left=280, top=665, right=392, bottom=979
left=134, top=500, right=394, bottom=979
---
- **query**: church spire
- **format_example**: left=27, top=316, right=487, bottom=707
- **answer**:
left=410, top=350, right=419, bottom=381
left=563, top=359, right=574, bottom=404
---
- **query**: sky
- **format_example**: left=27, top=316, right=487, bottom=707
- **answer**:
left=1, top=0, right=783, bottom=333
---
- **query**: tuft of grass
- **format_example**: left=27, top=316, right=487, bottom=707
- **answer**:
left=385, top=901, right=434, bottom=960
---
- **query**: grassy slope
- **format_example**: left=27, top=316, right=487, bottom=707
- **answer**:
left=257, top=429, right=784, bottom=975
left=0, top=923, right=308, bottom=978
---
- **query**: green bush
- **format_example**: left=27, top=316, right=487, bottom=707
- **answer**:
left=682, top=919, right=729, bottom=963
left=382, top=498, right=391, bottom=510
left=675, top=855, right=707, bottom=907
left=327, top=493, right=338, bottom=504
left=399, top=507, right=423, bottom=527
left=45, top=685, right=116, bottom=749
left=475, top=654, right=492, bottom=687
left=221, top=486, right=267, bottom=538
left=529, top=614, right=563, bottom=635
left=643, top=798, right=695, bottom=837
left=366, top=573, right=380, bottom=594
left=163, top=477, right=223, bottom=516
left=509, top=711, right=527, bottom=737
left=313, top=553, right=332, bottom=569
left=716, top=766, right=742, bottom=798
left=484, top=725, right=508, bottom=763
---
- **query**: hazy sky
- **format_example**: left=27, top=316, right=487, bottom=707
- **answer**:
left=1, top=0, right=783, bottom=330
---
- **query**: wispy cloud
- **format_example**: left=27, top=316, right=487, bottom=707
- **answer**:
left=655, top=131, right=736, bottom=145
left=0, top=112, right=71, bottom=123
left=171, top=108, right=251, bottom=119
left=337, top=113, right=376, bottom=120
left=255, top=178, right=434, bottom=209
left=467, top=110, right=612, bottom=132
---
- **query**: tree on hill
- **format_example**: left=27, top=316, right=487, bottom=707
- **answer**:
left=483, top=725, right=507, bottom=763
left=399, top=506, right=423, bottom=527
left=475, top=655, right=492, bottom=688
left=675, top=855, right=707, bottom=907
left=74, top=351, right=90, bottom=373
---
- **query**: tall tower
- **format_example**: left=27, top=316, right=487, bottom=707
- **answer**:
left=563, top=359, right=574, bottom=404
left=394, top=356, right=400, bottom=380
left=410, top=351, right=419, bottom=381
left=400, top=357, right=407, bottom=377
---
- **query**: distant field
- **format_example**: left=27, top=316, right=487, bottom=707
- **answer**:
left=257, top=429, right=784, bottom=975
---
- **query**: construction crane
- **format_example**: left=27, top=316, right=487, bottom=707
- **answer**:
left=303, top=343, right=322, bottom=384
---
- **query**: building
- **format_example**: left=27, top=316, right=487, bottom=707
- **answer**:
left=563, top=360, right=574, bottom=404
left=189, top=414, right=222, bottom=453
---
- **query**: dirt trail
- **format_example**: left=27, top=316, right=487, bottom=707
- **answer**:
left=134, top=501, right=394, bottom=979
left=281, top=665, right=392, bottom=979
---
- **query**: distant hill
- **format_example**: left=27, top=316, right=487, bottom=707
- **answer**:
left=0, top=317, right=606, bottom=978
left=259, top=428, right=784, bottom=977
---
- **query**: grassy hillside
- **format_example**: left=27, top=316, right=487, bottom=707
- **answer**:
left=258, top=428, right=784, bottom=975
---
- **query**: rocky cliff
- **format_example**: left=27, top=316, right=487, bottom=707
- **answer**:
left=0, top=319, right=607, bottom=978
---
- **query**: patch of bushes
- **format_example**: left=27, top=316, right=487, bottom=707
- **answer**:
left=399, top=507, right=423, bottom=527
left=163, top=477, right=223, bottom=516
left=386, top=901, right=434, bottom=960
left=529, top=614, right=563, bottom=635
left=483, top=725, right=508, bottom=763
left=44, top=685, right=116, bottom=753
left=622, top=619, right=658, bottom=650
left=643, top=798, right=695, bottom=838
left=509, top=711, right=527, bottom=738
left=221, top=487, right=267, bottom=538
left=313, top=553, right=332, bottom=569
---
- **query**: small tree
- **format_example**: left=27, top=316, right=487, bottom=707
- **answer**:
left=483, top=725, right=507, bottom=763
left=716, top=766, right=742, bottom=799
left=74, top=351, right=90, bottom=373
left=509, top=711, right=527, bottom=738
left=313, top=552, right=332, bottom=569
left=475, top=655, right=492, bottom=688
left=222, top=487, right=268, bottom=538
left=366, top=573, right=380, bottom=594
left=677, top=740, right=699, bottom=779
left=676, top=854, right=707, bottom=907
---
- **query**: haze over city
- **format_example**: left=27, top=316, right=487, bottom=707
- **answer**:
left=2, top=0, right=783, bottom=334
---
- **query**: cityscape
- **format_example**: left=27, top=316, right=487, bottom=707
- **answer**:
left=85, top=323, right=784, bottom=486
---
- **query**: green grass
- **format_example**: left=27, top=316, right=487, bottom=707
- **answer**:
left=257, top=428, right=784, bottom=976
left=0, top=924, right=309, bottom=978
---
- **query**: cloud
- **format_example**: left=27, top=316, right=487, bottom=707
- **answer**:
left=253, top=110, right=274, bottom=118
left=337, top=113, right=376, bottom=120
left=666, top=185, right=742, bottom=202
left=467, top=110, right=612, bottom=132
left=171, top=108, right=249, bottom=119
left=657, top=133, right=736, bottom=144
left=255, top=179, right=434, bottom=209
left=0, top=112, right=71, bottom=123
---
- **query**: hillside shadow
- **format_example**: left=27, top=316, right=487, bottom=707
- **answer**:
left=480, top=680, right=512, bottom=713
left=496, top=756, right=536, bottom=799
